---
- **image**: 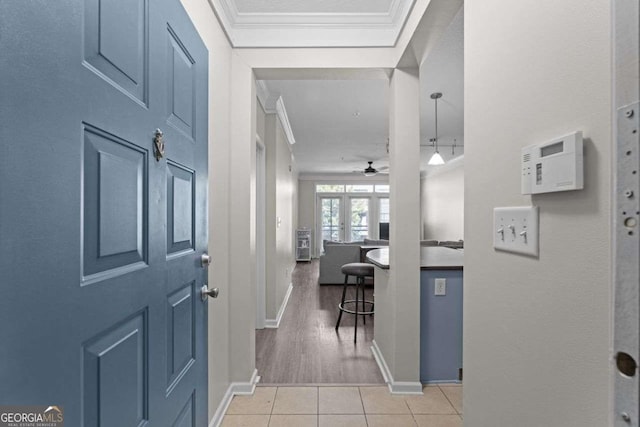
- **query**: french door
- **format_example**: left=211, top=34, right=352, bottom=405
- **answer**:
left=319, top=197, right=344, bottom=244
left=317, top=195, right=373, bottom=253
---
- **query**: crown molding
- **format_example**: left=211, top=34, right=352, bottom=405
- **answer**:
left=275, top=96, right=295, bottom=146
left=255, top=79, right=270, bottom=111
left=259, top=91, right=296, bottom=146
left=209, top=0, right=415, bottom=47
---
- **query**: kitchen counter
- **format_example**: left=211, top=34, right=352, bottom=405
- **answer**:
left=366, top=246, right=463, bottom=270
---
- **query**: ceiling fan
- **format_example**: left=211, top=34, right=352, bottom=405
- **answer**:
left=355, top=161, right=388, bottom=177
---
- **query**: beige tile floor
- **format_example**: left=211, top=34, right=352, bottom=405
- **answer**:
left=222, top=385, right=462, bottom=427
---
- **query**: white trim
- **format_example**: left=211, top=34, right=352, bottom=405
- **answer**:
left=256, top=80, right=270, bottom=111
left=390, top=381, right=425, bottom=394
left=371, top=340, right=391, bottom=384
left=209, top=0, right=415, bottom=48
left=300, top=173, right=389, bottom=182
left=255, top=139, right=266, bottom=329
left=265, top=282, right=293, bottom=328
left=208, top=369, right=260, bottom=427
left=371, top=340, right=424, bottom=395
left=275, top=97, right=295, bottom=145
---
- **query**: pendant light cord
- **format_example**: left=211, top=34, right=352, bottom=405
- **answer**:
left=434, top=96, right=439, bottom=152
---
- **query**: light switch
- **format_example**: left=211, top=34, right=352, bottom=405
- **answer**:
left=493, top=206, right=539, bottom=256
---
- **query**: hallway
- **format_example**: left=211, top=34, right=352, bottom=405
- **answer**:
left=256, top=260, right=384, bottom=384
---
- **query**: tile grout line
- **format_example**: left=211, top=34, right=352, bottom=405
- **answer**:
left=401, top=391, right=418, bottom=426
left=357, top=386, right=370, bottom=427
left=437, top=384, right=461, bottom=416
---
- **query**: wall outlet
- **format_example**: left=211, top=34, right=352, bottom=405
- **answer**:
left=435, top=278, right=446, bottom=296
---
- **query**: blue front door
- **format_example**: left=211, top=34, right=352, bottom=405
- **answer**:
left=0, top=0, right=209, bottom=425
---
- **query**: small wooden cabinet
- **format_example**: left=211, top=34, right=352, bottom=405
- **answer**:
left=296, top=229, right=311, bottom=261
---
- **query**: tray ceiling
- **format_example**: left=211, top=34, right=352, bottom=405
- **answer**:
left=259, top=8, right=465, bottom=175
left=210, top=0, right=416, bottom=47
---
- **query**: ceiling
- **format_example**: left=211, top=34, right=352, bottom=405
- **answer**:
left=260, top=8, right=464, bottom=176
left=211, top=0, right=416, bottom=47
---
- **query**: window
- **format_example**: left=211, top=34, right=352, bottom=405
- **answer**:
left=379, top=198, right=390, bottom=222
left=349, top=198, right=369, bottom=241
left=375, top=184, right=389, bottom=193
left=315, top=182, right=389, bottom=249
left=316, top=184, right=344, bottom=193
left=320, top=198, right=342, bottom=242
left=345, top=184, right=373, bottom=193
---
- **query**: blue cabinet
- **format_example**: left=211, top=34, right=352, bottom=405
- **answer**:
left=420, top=269, right=463, bottom=383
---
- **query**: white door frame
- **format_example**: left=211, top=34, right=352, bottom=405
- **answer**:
left=255, top=137, right=266, bottom=329
left=612, top=0, right=639, bottom=423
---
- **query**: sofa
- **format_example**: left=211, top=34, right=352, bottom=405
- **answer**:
left=318, top=239, right=390, bottom=285
left=318, top=241, right=364, bottom=285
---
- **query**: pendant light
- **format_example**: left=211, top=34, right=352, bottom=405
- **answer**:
left=428, top=92, right=445, bottom=165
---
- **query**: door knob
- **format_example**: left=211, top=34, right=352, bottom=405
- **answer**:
left=201, top=285, right=219, bottom=301
left=201, top=253, right=212, bottom=268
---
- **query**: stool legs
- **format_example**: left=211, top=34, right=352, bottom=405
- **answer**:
left=335, top=273, right=373, bottom=344
left=361, top=283, right=366, bottom=325
left=354, top=277, right=359, bottom=343
left=335, top=274, right=349, bottom=330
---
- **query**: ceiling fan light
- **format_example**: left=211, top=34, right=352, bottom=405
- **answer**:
left=363, top=170, right=377, bottom=177
left=428, top=151, right=445, bottom=165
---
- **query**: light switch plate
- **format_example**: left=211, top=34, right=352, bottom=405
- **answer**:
left=493, top=206, right=539, bottom=256
left=434, top=278, right=446, bottom=296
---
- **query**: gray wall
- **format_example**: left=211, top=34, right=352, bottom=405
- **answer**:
left=464, top=1, right=612, bottom=425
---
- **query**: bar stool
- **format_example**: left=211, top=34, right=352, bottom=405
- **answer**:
left=335, top=262, right=375, bottom=343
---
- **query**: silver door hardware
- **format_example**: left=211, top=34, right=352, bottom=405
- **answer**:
left=153, top=129, right=164, bottom=161
left=201, top=253, right=212, bottom=267
left=201, top=285, right=219, bottom=301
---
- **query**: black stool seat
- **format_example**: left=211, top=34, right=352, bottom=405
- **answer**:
left=341, top=262, right=374, bottom=277
left=335, top=263, right=375, bottom=343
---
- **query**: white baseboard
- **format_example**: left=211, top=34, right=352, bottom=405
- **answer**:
left=209, top=369, right=260, bottom=427
left=265, top=282, right=293, bottom=328
left=371, top=340, right=423, bottom=395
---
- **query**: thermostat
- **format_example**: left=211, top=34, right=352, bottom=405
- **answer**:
left=521, top=131, right=583, bottom=195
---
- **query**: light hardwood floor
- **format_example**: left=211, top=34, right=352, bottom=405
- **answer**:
left=255, top=260, right=384, bottom=384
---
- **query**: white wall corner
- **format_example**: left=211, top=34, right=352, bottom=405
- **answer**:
left=275, top=97, right=296, bottom=146
left=265, top=282, right=293, bottom=328
left=209, top=369, right=260, bottom=427
left=371, top=340, right=423, bottom=395
left=256, top=79, right=270, bottom=111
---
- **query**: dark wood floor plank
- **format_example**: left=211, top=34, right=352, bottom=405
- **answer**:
left=255, top=260, right=384, bottom=384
